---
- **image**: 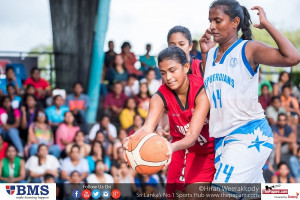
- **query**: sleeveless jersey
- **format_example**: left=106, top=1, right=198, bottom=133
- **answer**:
left=190, top=58, right=203, bottom=78
left=204, top=39, right=265, bottom=138
left=157, top=74, right=214, bottom=155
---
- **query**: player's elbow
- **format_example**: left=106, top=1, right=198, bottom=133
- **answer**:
left=288, top=53, right=300, bottom=66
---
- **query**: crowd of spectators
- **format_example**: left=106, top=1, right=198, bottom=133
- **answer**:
left=0, top=40, right=299, bottom=199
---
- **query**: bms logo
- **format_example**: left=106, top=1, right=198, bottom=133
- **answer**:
left=5, top=185, right=49, bottom=195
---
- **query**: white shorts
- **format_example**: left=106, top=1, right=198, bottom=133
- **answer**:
left=213, top=118, right=273, bottom=183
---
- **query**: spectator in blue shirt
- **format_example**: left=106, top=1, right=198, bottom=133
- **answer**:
left=190, top=40, right=202, bottom=60
left=0, top=67, right=22, bottom=95
left=290, top=147, right=300, bottom=182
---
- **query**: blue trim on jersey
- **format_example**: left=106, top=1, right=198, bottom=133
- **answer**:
left=263, top=142, right=273, bottom=149
left=224, top=139, right=240, bottom=146
left=242, top=41, right=259, bottom=76
left=215, top=136, right=225, bottom=151
left=215, top=154, right=221, bottom=164
left=212, top=47, right=218, bottom=66
left=220, top=39, right=243, bottom=64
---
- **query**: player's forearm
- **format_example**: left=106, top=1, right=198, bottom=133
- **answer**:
left=171, top=133, right=198, bottom=152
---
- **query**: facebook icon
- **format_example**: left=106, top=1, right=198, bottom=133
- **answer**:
left=72, top=189, right=81, bottom=199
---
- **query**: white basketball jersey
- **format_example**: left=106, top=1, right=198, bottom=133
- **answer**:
left=204, top=39, right=265, bottom=138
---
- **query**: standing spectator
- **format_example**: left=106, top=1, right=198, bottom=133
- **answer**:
left=103, top=82, right=128, bottom=121
left=55, top=111, right=80, bottom=151
left=86, top=141, right=111, bottom=174
left=66, top=130, right=91, bottom=158
left=139, top=44, right=158, bottom=76
left=104, top=41, right=117, bottom=69
left=266, top=96, right=286, bottom=125
left=271, top=162, right=296, bottom=183
left=25, top=144, right=60, bottom=183
left=190, top=40, right=202, bottom=60
left=89, top=115, right=117, bottom=143
left=45, top=95, right=69, bottom=131
left=0, top=145, right=26, bottom=183
left=120, top=42, right=142, bottom=77
left=65, top=82, right=89, bottom=134
left=7, top=84, right=21, bottom=109
left=87, top=160, right=114, bottom=183
left=290, top=147, right=300, bottom=182
left=106, top=55, right=128, bottom=86
left=124, top=74, right=139, bottom=97
left=24, top=67, right=50, bottom=100
left=259, top=84, right=271, bottom=110
left=140, top=68, right=160, bottom=96
left=0, top=66, right=22, bottom=95
left=0, top=96, right=24, bottom=156
left=273, top=113, right=298, bottom=165
left=27, top=110, right=61, bottom=158
left=60, top=144, right=89, bottom=182
left=119, top=98, right=147, bottom=130
left=134, top=82, right=151, bottom=114
left=273, top=71, right=290, bottom=96
left=0, top=134, right=8, bottom=160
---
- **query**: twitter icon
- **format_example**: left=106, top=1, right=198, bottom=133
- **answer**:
left=91, top=189, right=101, bottom=199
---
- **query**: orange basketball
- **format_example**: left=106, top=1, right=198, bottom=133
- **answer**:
left=125, top=132, right=169, bottom=175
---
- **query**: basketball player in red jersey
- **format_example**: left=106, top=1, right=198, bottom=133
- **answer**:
left=124, top=46, right=214, bottom=199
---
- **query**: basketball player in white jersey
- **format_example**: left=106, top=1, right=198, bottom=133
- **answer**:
left=169, top=0, right=300, bottom=183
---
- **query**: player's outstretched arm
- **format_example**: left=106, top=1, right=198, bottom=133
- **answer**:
left=122, top=94, right=165, bottom=150
left=170, top=88, right=210, bottom=153
left=247, top=6, right=300, bottom=68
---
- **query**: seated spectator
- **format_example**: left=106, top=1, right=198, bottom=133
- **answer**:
left=25, top=144, right=60, bottom=183
left=55, top=111, right=80, bottom=151
left=0, top=134, right=8, bottom=160
left=271, top=162, right=296, bottom=183
left=258, top=69, right=272, bottom=96
left=24, top=67, right=50, bottom=100
left=7, top=84, right=21, bottom=109
left=290, top=147, right=300, bottom=183
left=140, top=68, right=160, bottom=96
left=27, top=110, right=61, bottom=158
left=0, top=96, right=24, bottom=156
left=60, top=144, right=89, bottom=182
left=273, top=113, right=298, bottom=165
left=66, top=130, right=91, bottom=158
left=190, top=40, right=202, bottom=60
left=139, top=44, right=160, bottom=79
left=120, top=42, right=142, bottom=77
left=24, top=84, right=36, bottom=96
left=119, top=98, right=147, bottom=130
left=0, top=66, right=22, bottom=95
left=44, top=173, right=55, bottom=183
left=111, top=147, right=126, bottom=178
left=86, top=141, right=111, bottom=173
left=259, top=84, right=271, bottom=110
left=65, top=82, right=89, bottom=134
left=0, top=145, right=26, bottom=183
left=106, top=54, right=128, bottom=86
left=103, top=82, right=128, bottom=121
left=135, top=174, right=158, bottom=196
left=94, top=131, right=113, bottom=157
left=134, top=82, right=151, bottom=114
left=64, top=170, right=83, bottom=200
left=20, top=94, right=40, bottom=141
left=114, top=162, right=136, bottom=198
left=89, top=114, right=117, bottom=143
left=45, top=95, right=69, bottom=131
left=113, top=129, right=128, bottom=160
left=266, top=96, right=286, bottom=125
left=124, top=74, right=139, bottom=97
left=87, top=160, right=114, bottom=183
left=127, top=114, right=144, bottom=136
left=273, top=71, right=290, bottom=96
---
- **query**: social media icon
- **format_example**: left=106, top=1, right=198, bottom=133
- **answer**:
left=102, top=189, right=111, bottom=199
left=91, top=189, right=101, bottom=199
left=111, top=189, right=121, bottom=199
left=81, top=189, right=92, bottom=199
left=72, top=189, right=81, bottom=199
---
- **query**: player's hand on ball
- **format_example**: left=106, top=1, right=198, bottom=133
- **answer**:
left=162, top=137, right=172, bottom=169
left=199, top=29, right=217, bottom=53
left=251, top=6, right=269, bottom=29
left=156, top=126, right=170, bottom=137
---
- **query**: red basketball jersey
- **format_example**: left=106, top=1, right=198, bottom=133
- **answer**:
left=157, top=74, right=214, bottom=155
left=190, top=58, right=203, bottom=78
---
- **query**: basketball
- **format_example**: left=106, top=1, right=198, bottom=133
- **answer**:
left=125, top=132, right=169, bottom=175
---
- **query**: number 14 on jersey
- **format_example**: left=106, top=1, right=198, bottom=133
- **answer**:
left=212, top=89, right=222, bottom=108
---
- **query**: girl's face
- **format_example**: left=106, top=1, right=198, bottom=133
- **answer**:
left=26, top=96, right=36, bottom=108
left=95, top=162, right=105, bottom=175
left=118, top=130, right=128, bottom=141
left=6, top=146, right=17, bottom=160
left=139, top=83, right=148, bottom=94
left=146, top=70, right=156, bottom=81
left=133, top=115, right=143, bottom=127
left=168, top=32, right=192, bottom=61
left=38, top=146, right=48, bottom=158
left=159, top=59, right=189, bottom=91
left=54, top=96, right=63, bottom=107
left=93, top=142, right=102, bottom=156
left=37, top=111, right=46, bottom=123
left=127, top=98, right=136, bottom=109
left=27, top=86, right=35, bottom=95
left=70, top=147, right=80, bottom=161
left=7, top=86, right=15, bottom=95
left=278, top=164, right=290, bottom=177
left=65, top=112, right=74, bottom=124
left=96, top=132, right=105, bottom=142
left=75, top=132, right=85, bottom=143
left=115, top=55, right=124, bottom=65
left=209, top=7, right=239, bottom=44
left=280, top=72, right=289, bottom=83
left=3, top=98, right=11, bottom=109
left=70, top=172, right=81, bottom=183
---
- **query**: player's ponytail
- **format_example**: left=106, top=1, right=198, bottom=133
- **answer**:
left=240, top=6, right=252, bottom=40
left=210, top=0, right=252, bottom=40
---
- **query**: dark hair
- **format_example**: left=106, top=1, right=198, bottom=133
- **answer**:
left=44, top=173, right=55, bottom=182
left=1, top=96, right=15, bottom=125
left=70, top=144, right=80, bottom=153
left=278, top=113, right=287, bottom=120
left=37, top=144, right=48, bottom=166
left=6, top=144, right=17, bottom=154
left=30, top=67, right=40, bottom=75
left=271, top=96, right=281, bottom=103
left=113, top=54, right=127, bottom=71
left=138, top=82, right=151, bottom=98
left=34, top=110, right=49, bottom=125
left=282, top=84, right=291, bottom=92
left=278, top=71, right=290, bottom=83
left=128, top=74, right=138, bottom=80
left=5, top=66, right=15, bottom=74
left=72, top=81, right=83, bottom=89
left=167, top=26, right=192, bottom=44
left=192, top=40, right=198, bottom=44
left=63, top=111, right=76, bottom=126
left=99, top=114, right=110, bottom=122
left=133, top=114, right=145, bottom=125
left=261, top=84, right=269, bottom=90
left=108, top=40, right=114, bottom=44
left=90, top=141, right=106, bottom=160
left=70, top=170, right=80, bottom=177
left=124, top=97, right=138, bottom=114
left=53, top=95, right=62, bottom=102
left=26, top=84, right=35, bottom=90
left=210, top=0, right=252, bottom=40
left=277, top=161, right=289, bottom=170
left=146, top=43, right=151, bottom=48
left=145, top=68, right=156, bottom=76
left=73, top=130, right=85, bottom=143
left=121, top=42, right=131, bottom=50
left=157, top=46, right=188, bottom=66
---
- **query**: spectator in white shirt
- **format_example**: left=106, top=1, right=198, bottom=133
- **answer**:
left=89, top=115, right=117, bottom=143
left=87, top=160, right=114, bottom=183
